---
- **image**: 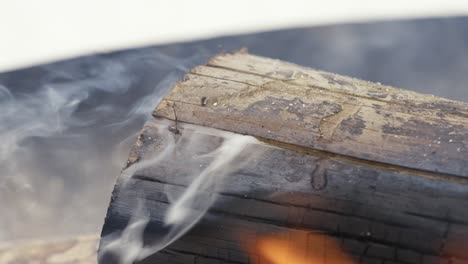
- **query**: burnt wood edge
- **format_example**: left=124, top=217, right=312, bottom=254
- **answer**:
left=152, top=114, right=468, bottom=187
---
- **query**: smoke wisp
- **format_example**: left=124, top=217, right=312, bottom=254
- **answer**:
left=0, top=50, right=208, bottom=241
left=99, top=123, right=262, bottom=263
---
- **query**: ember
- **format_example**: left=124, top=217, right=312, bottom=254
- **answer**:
left=251, top=231, right=354, bottom=264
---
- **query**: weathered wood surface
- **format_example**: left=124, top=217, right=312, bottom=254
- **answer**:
left=155, top=51, right=468, bottom=177
left=0, top=234, right=98, bottom=264
left=100, top=52, right=468, bottom=264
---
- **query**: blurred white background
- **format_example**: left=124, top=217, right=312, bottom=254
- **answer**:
left=2, top=0, right=468, bottom=72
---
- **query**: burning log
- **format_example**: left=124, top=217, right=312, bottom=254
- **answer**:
left=99, top=51, right=468, bottom=264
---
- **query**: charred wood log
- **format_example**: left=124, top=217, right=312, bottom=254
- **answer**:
left=100, top=51, right=468, bottom=264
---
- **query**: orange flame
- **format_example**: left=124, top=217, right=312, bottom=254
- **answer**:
left=248, top=231, right=355, bottom=264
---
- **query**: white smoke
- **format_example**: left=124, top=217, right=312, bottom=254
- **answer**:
left=0, top=51, right=208, bottom=241
left=99, top=123, right=261, bottom=263
left=99, top=200, right=151, bottom=264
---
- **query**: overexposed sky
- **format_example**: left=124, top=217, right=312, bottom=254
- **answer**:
left=1, top=0, right=468, bottom=72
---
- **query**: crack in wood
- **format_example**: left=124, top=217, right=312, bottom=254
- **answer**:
left=318, top=105, right=362, bottom=141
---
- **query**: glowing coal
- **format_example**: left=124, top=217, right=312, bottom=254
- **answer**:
left=249, top=231, right=355, bottom=264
